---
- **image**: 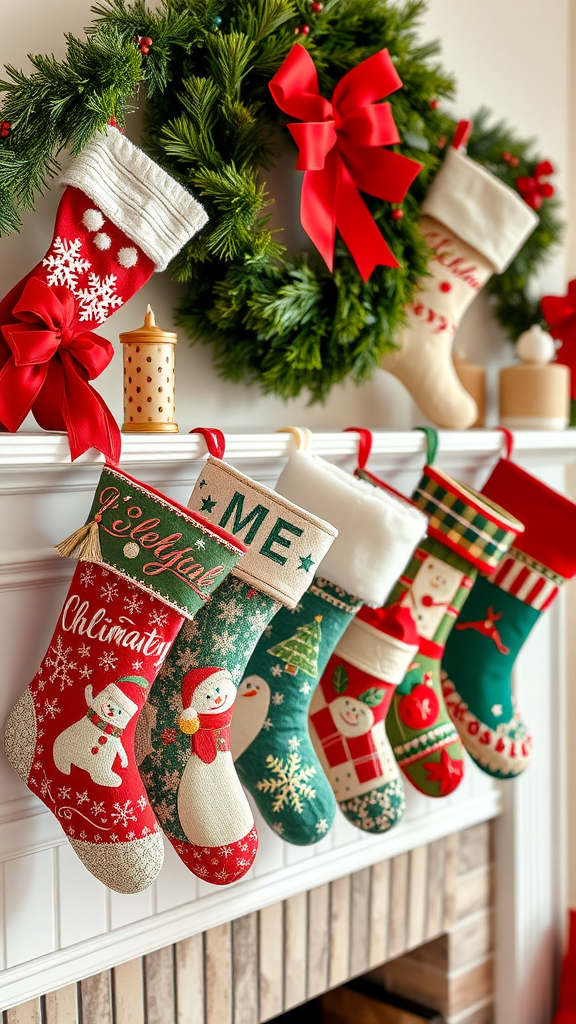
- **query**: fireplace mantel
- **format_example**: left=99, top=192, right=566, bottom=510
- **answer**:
left=0, top=429, right=573, bottom=1020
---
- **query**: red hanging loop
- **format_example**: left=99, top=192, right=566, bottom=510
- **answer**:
left=190, top=427, right=226, bottom=459
left=496, top=427, right=515, bottom=460
left=344, top=426, right=373, bottom=470
left=453, top=119, right=473, bottom=151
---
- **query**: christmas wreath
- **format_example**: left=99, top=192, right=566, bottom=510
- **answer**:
left=0, top=0, right=564, bottom=402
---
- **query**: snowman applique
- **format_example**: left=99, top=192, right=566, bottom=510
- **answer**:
left=230, top=675, right=271, bottom=760
left=402, top=555, right=464, bottom=639
left=53, top=676, right=148, bottom=787
left=177, top=667, right=254, bottom=849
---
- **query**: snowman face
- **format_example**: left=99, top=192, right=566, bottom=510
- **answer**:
left=420, top=558, right=452, bottom=593
left=93, top=686, right=137, bottom=726
left=195, top=672, right=236, bottom=714
left=329, top=696, right=374, bottom=738
left=238, top=676, right=268, bottom=701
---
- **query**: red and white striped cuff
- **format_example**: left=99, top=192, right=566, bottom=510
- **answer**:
left=489, top=548, right=563, bottom=611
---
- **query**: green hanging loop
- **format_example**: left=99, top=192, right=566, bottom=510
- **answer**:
left=414, top=426, right=439, bottom=466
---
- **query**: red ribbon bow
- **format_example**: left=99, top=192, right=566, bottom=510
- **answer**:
left=0, top=277, right=121, bottom=462
left=541, top=280, right=576, bottom=399
left=269, top=44, right=423, bottom=282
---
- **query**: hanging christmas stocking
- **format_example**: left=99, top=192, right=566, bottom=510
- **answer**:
left=0, top=124, right=207, bottom=461
left=310, top=605, right=418, bottom=833
left=4, top=463, right=244, bottom=893
left=441, top=437, right=576, bottom=778
left=352, top=427, right=524, bottom=797
left=381, top=123, right=538, bottom=429
left=232, top=430, right=428, bottom=845
left=137, top=429, right=337, bottom=884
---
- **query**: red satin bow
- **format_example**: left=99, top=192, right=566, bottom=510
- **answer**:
left=269, top=44, right=423, bottom=282
left=541, top=280, right=576, bottom=399
left=0, top=277, right=121, bottom=462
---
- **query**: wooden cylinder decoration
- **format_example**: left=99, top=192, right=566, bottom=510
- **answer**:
left=454, top=354, right=486, bottom=427
left=120, top=306, right=178, bottom=432
left=499, top=324, right=570, bottom=430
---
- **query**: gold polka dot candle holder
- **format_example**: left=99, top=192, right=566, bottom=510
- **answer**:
left=120, top=305, right=178, bottom=433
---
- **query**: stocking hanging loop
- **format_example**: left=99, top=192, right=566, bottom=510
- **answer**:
left=277, top=426, right=313, bottom=452
left=496, top=426, right=515, bottom=460
left=190, top=427, right=226, bottom=459
left=344, top=426, right=373, bottom=470
left=414, top=426, right=439, bottom=466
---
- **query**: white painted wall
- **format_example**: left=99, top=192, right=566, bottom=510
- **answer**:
left=0, top=0, right=570, bottom=432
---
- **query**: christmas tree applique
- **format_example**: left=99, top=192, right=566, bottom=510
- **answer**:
left=267, top=616, right=322, bottom=677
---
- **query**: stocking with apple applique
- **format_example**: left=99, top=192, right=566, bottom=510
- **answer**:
left=310, top=605, right=418, bottom=833
left=352, top=427, right=524, bottom=797
left=4, top=464, right=244, bottom=893
left=0, top=125, right=207, bottom=461
left=136, top=433, right=337, bottom=884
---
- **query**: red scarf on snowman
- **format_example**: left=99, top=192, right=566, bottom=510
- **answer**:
left=180, top=667, right=234, bottom=764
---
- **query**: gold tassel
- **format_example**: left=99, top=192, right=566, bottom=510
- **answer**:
left=55, top=518, right=103, bottom=563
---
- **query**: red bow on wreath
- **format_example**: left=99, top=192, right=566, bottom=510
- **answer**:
left=269, top=44, right=423, bottom=282
left=541, top=280, right=576, bottom=399
left=0, top=277, right=121, bottom=462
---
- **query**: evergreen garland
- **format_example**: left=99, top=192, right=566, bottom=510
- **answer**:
left=0, top=0, right=564, bottom=402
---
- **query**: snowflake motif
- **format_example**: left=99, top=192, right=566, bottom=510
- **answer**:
left=68, top=827, right=76, bottom=837
left=132, top=660, right=144, bottom=672
left=38, top=729, right=44, bottom=738
left=44, top=699, right=60, bottom=720
left=290, top=602, right=304, bottom=615
left=270, top=664, right=283, bottom=678
left=91, top=801, right=106, bottom=817
left=237, top=858, right=249, bottom=868
left=316, top=819, right=329, bottom=835
left=126, top=831, right=137, bottom=840
left=288, top=736, right=300, bottom=751
left=215, top=869, right=229, bottom=881
left=76, top=272, right=122, bottom=323
left=78, top=644, right=91, bottom=659
left=262, top=718, right=273, bottom=731
left=43, top=237, right=91, bottom=290
left=299, top=682, right=312, bottom=695
left=211, top=629, right=239, bottom=656
left=256, top=752, right=317, bottom=813
left=79, top=666, right=93, bottom=680
left=94, top=834, right=102, bottom=843
left=79, top=831, right=88, bottom=840
left=100, top=581, right=119, bottom=603
left=155, top=800, right=175, bottom=825
left=80, top=565, right=96, bottom=588
left=195, top=538, right=206, bottom=549
left=210, top=857, right=219, bottom=866
left=110, top=833, right=119, bottom=842
left=272, top=822, right=284, bottom=836
left=239, top=842, right=249, bottom=852
left=36, top=680, right=46, bottom=691
left=175, top=648, right=202, bottom=673
left=219, top=846, right=234, bottom=858
left=124, top=592, right=143, bottom=616
left=217, top=599, right=244, bottom=626
left=196, top=865, right=209, bottom=877
left=99, top=652, right=118, bottom=673
left=162, top=770, right=181, bottom=794
left=272, top=692, right=284, bottom=706
left=148, top=608, right=169, bottom=629
left=40, top=777, right=52, bottom=798
left=36, top=745, right=44, bottom=755
left=58, top=786, right=71, bottom=800
left=76, top=791, right=89, bottom=805
left=46, top=636, right=77, bottom=689
left=112, top=800, right=137, bottom=827
left=168, top=692, right=183, bottom=713
left=137, top=795, right=147, bottom=812
left=141, top=826, right=150, bottom=836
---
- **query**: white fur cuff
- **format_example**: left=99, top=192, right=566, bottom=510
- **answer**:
left=275, top=450, right=428, bottom=607
left=336, top=616, right=418, bottom=685
left=187, top=457, right=337, bottom=608
left=422, top=147, right=538, bottom=273
left=59, top=127, right=208, bottom=271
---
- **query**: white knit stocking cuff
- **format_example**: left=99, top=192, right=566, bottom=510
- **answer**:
left=336, top=616, right=418, bottom=685
left=275, top=450, right=428, bottom=607
left=422, top=147, right=538, bottom=273
left=187, top=457, right=338, bottom=608
left=59, top=127, right=208, bottom=271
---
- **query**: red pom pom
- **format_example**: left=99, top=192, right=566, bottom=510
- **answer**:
left=540, top=181, right=555, bottom=199
left=140, top=36, right=153, bottom=46
left=502, top=151, right=512, bottom=162
left=140, top=44, right=150, bottom=54
left=439, top=281, right=452, bottom=293
left=516, top=176, right=537, bottom=193
left=535, top=159, right=554, bottom=178
left=311, top=1, right=324, bottom=11
left=509, top=156, right=519, bottom=168
left=429, top=98, right=439, bottom=110
left=0, top=120, right=11, bottom=139
left=391, top=208, right=404, bottom=220
left=300, top=23, right=310, bottom=34
left=525, top=191, right=543, bottom=210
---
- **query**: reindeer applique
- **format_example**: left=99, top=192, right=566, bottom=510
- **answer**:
left=455, top=607, right=510, bottom=655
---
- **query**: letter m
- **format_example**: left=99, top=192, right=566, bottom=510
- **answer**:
left=219, top=492, right=269, bottom=545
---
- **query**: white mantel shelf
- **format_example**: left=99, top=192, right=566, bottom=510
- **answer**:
left=0, top=428, right=573, bottom=1018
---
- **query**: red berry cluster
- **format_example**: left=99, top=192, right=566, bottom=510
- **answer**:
left=516, top=160, right=555, bottom=211
left=502, top=150, right=519, bottom=168
left=295, top=1, right=323, bottom=36
left=134, top=34, right=153, bottom=55
left=0, top=121, right=11, bottom=139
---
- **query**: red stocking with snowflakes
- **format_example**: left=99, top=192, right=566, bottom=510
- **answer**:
left=0, top=125, right=207, bottom=461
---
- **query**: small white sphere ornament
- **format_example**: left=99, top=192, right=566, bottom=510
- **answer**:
left=123, top=542, right=140, bottom=559
left=516, top=324, right=556, bottom=365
